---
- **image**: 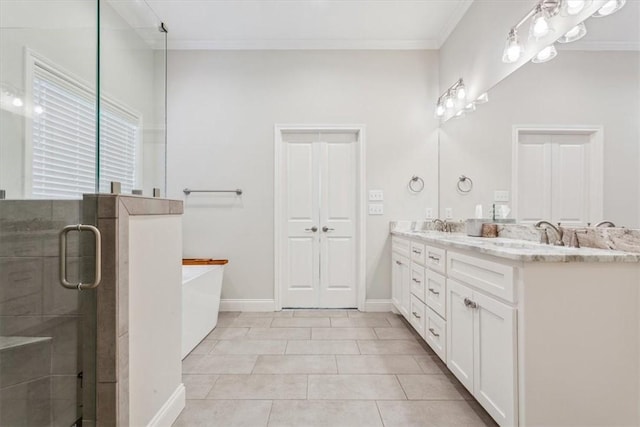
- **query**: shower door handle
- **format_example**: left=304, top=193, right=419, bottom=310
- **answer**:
left=59, top=224, right=102, bottom=290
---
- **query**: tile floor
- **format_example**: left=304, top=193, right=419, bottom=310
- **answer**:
left=174, top=310, right=497, bottom=427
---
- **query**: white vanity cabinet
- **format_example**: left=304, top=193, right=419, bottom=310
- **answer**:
left=391, top=237, right=411, bottom=319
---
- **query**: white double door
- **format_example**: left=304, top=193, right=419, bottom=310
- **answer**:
left=281, top=132, right=357, bottom=308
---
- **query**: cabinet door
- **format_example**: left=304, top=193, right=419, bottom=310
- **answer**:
left=400, top=259, right=411, bottom=320
left=391, top=253, right=403, bottom=312
left=446, top=279, right=474, bottom=393
left=473, top=291, right=517, bottom=427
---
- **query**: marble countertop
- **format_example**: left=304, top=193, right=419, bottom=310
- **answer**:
left=391, top=230, right=640, bottom=263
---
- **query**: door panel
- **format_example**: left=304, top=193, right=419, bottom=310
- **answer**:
left=320, top=141, right=356, bottom=307
left=517, top=134, right=551, bottom=223
left=473, top=291, right=517, bottom=427
left=283, top=141, right=320, bottom=307
left=552, top=135, right=588, bottom=225
left=446, top=279, right=474, bottom=392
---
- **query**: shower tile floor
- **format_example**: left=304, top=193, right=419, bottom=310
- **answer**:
left=174, top=310, right=497, bottom=427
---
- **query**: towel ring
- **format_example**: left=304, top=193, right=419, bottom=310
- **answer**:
left=457, top=175, right=473, bottom=193
left=408, top=176, right=424, bottom=193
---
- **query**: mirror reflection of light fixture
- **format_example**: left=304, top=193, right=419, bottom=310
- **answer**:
left=475, top=93, right=489, bottom=104
left=531, top=44, right=558, bottom=63
left=529, top=4, right=554, bottom=40
left=557, top=22, right=587, bottom=43
left=34, top=105, right=44, bottom=115
left=502, top=29, right=523, bottom=63
left=456, top=82, right=466, bottom=100
left=593, top=0, right=626, bottom=17
left=563, top=0, right=588, bottom=15
left=464, top=102, right=476, bottom=113
left=435, top=102, right=445, bottom=117
left=445, top=95, right=454, bottom=109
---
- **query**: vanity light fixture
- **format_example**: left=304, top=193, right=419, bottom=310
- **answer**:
left=33, top=105, right=44, bottom=115
left=531, top=44, right=558, bottom=63
left=435, top=78, right=467, bottom=118
left=11, top=97, right=23, bottom=107
left=530, top=4, right=554, bottom=40
left=592, top=0, right=625, bottom=17
left=557, top=22, right=587, bottom=43
left=502, top=29, right=524, bottom=63
left=464, top=102, right=476, bottom=113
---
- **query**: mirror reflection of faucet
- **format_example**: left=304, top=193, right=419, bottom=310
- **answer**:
left=534, top=220, right=564, bottom=246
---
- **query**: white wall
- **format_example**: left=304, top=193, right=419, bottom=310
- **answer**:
left=129, top=214, right=184, bottom=426
left=439, top=50, right=640, bottom=227
left=167, top=50, right=440, bottom=302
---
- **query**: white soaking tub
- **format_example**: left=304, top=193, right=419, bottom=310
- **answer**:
left=181, top=260, right=227, bottom=359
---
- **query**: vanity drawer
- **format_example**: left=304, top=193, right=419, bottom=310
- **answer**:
left=392, top=237, right=410, bottom=258
left=447, top=251, right=515, bottom=302
left=409, top=294, right=426, bottom=338
left=425, top=307, right=446, bottom=362
left=425, top=269, right=446, bottom=319
left=410, top=263, right=426, bottom=303
left=425, top=245, right=446, bottom=275
left=410, top=241, right=426, bottom=266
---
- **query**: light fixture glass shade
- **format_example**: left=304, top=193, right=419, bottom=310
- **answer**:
left=435, top=103, right=445, bottom=117
left=12, top=97, right=23, bottom=107
left=563, top=0, right=587, bottom=15
left=475, top=92, right=489, bottom=104
left=529, top=6, right=553, bottom=40
left=502, top=30, right=523, bottom=63
left=455, top=110, right=465, bottom=118
left=531, top=44, right=558, bottom=63
left=592, top=0, right=625, bottom=17
left=464, top=103, right=476, bottom=113
left=456, top=83, right=466, bottom=100
left=445, top=95, right=454, bottom=109
left=557, top=22, right=587, bottom=43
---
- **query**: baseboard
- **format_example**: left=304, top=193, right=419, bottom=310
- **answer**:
left=364, top=299, right=394, bottom=312
left=147, top=384, right=185, bottom=427
left=220, top=299, right=276, bottom=312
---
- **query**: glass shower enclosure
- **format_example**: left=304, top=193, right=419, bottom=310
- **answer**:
left=0, top=0, right=166, bottom=425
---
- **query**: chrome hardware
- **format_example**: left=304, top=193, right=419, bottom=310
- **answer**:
left=428, top=328, right=440, bottom=337
left=463, top=297, right=478, bottom=309
left=432, top=218, right=445, bottom=232
left=412, top=311, right=421, bottom=319
left=595, top=220, right=616, bottom=228
left=305, top=226, right=318, bottom=232
left=395, top=260, right=403, bottom=266
left=428, top=288, right=440, bottom=296
left=534, top=220, right=564, bottom=246
left=428, top=255, right=440, bottom=262
left=59, top=224, right=101, bottom=290
left=183, top=188, right=243, bottom=196
left=412, top=249, right=422, bottom=254
left=322, top=226, right=335, bottom=232
left=408, top=175, right=425, bottom=193
left=412, top=278, right=421, bottom=284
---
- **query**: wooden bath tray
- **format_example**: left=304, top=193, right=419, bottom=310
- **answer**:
left=182, top=259, right=229, bottom=266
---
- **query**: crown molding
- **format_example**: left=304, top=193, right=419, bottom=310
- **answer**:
left=556, top=40, right=640, bottom=51
left=167, top=39, right=440, bottom=50
left=436, top=0, right=474, bottom=48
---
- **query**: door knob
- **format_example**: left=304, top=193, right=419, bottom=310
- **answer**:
left=322, top=226, right=335, bottom=232
left=305, top=226, right=318, bottom=232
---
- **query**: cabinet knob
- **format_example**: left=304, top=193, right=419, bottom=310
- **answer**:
left=395, top=260, right=403, bottom=266
left=322, top=226, right=335, bottom=232
left=464, top=297, right=478, bottom=309
left=305, top=226, right=318, bottom=232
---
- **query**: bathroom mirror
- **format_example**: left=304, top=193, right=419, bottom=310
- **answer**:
left=438, top=3, right=640, bottom=228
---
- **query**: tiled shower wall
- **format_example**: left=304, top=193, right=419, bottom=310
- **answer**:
left=0, top=200, right=92, bottom=426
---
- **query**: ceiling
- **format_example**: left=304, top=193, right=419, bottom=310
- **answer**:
left=144, top=0, right=474, bottom=50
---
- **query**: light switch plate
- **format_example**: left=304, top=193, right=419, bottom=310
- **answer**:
left=369, top=190, right=384, bottom=201
left=445, top=208, right=453, bottom=219
left=494, top=190, right=510, bottom=202
left=425, top=208, right=434, bottom=219
left=368, top=203, right=384, bottom=215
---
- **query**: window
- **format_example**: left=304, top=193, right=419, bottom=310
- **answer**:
left=30, top=58, right=140, bottom=199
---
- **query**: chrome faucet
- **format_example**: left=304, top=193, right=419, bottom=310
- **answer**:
left=534, top=220, right=564, bottom=246
left=594, top=220, right=616, bottom=228
left=432, top=218, right=445, bottom=232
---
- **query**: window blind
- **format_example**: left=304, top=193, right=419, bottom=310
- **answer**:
left=31, top=62, right=139, bottom=199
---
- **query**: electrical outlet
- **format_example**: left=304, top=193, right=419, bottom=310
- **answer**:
left=494, top=190, right=510, bottom=202
left=445, top=208, right=453, bottom=219
left=369, top=190, right=384, bottom=201
left=425, top=208, right=434, bottom=219
left=368, top=203, right=384, bottom=215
